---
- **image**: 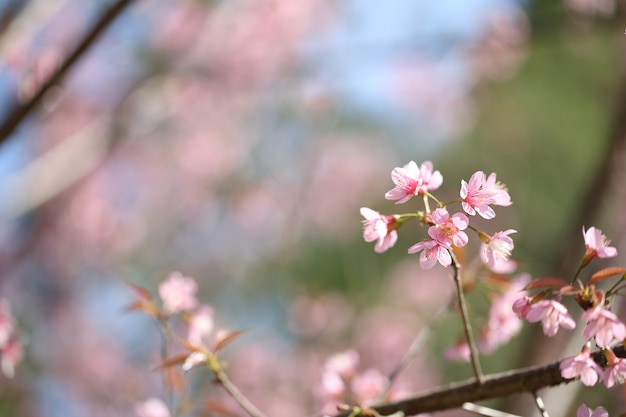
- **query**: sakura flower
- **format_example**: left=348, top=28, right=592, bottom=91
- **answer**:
left=480, top=230, right=516, bottom=271
left=560, top=346, right=602, bottom=386
left=602, top=348, right=626, bottom=388
left=444, top=340, right=471, bottom=362
left=360, top=207, right=399, bottom=253
left=188, top=305, right=215, bottom=346
left=582, top=226, right=618, bottom=265
left=428, top=208, right=469, bottom=248
left=0, top=300, right=14, bottom=348
left=408, top=238, right=451, bottom=270
left=577, top=404, right=608, bottom=417
left=460, top=171, right=511, bottom=219
left=158, top=271, right=198, bottom=314
left=582, top=305, right=626, bottom=348
left=1, top=337, right=23, bottom=378
left=512, top=296, right=532, bottom=319
left=351, top=368, right=389, bottom=405
left=324, top=349, right=359, bottom=379
left=135, top=398, right=171, bottom=417
left=526, top=299, right=576, bottom=337
left=385, top=161, right=443, bottom=204
left=480, top=274, right=530, bottom=353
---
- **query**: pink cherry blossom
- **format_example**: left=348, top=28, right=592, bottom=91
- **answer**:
left=602, top=349, right=626, bottom=388
left=525, top=299, right=576, bottom=337
left=480, top=229, right=516, bottom=271
left=1, top=337, right=23, bottom=378
left=408, top=238, right=451, bottom=270
left=360, top=207, right=399, bottom=253
left=583, top=226, right=618, bottom=261
left=158, top=271, right=199, bottom=313
left=385, top=161, right=443, bottom=204
left=577, top=404, right=609, bottom=417
left=188, top=305, right=215, bottom=346
left=134, top=398, right=171, bottom=417
left=460, top=171, right=512, bottom=219
left=427, top=208, right=469, bottom=248
left=324, top=349, right=359, bottom=379
left=512, top=296, right=532, bottom=319
left=480, top=274, right=529, bottom=353
left=560, top=347, right=602, bottom=386
left=351, top=368, right=389, bottom=405
left=582, top=305, right=626, bottom=348
left=444, top=340, right=471, bottom=362
left=0, top=299, right=15, bottom=348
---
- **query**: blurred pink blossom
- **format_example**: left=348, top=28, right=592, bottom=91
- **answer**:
left=444, top=340, right=471, bottom=362
left=325, top=349, right=359, bottom=379
left=351, top=368, right=389, bottom=405
left=188, top=305, right=215, bottom=346
left=479, top=274, right=530, bottom=353
left=385, top=161, right=443, bottom=204
left=134, top=397, right=171, bottom=417
left=577, top=404, right=609, bottom=417
left=512, top=296, right=532, bottom=320
left=460, top=171, right=512, bottom=219
left=158, top=272, right=198, bottom=314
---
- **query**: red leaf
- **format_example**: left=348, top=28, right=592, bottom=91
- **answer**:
left=127, top=282, right=153, bottom=301
left=213, top=330, right=248, bottom=353
left=523, top=277, right=569, bottom=291
left=154, top=353, right=189, bottom=370
left=589, top=267, right=626, bottom=285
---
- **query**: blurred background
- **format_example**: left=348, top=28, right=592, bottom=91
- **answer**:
left=0, top=0, right=625, bottom=416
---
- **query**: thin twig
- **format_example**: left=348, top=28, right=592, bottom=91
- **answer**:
left=0, top=0, right=135, bottom=144
left=462, top=402, right=522, bottom=417
left=532, top=391, right=550, bottom=417
left=450, top=250, right=484, bottom=384
left=379, top=295, right=453, bottom=401
left=214, top=366, right=271, bottom=417
left=332, top=345, right=621, bottom=416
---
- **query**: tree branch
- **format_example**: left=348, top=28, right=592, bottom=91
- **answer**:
left=333, top=345, right=623, bottom=416
left=0, top=0, right=135, bottom=144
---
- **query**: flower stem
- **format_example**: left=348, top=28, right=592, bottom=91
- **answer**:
left=214, top=364, right=270, bottom=417
left=450, top=251, right=484, bottom=384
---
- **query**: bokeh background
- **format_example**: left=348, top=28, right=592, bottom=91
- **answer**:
left=0, top=0, right=625, bottom=416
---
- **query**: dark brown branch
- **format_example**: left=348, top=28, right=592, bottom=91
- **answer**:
left=333, top=345, right=623, bottom=416
left=0, top=0, right=135, bottom=144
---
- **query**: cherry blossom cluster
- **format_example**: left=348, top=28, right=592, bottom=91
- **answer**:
left=128, top=272, right=236, bottom=417
left=513, top=227, right=626, bottom=391
left=316, top=349, right=404, bottom=415
left=0, top=298, right=23, bottom=378
left=361, top=160, right=514, bottom=272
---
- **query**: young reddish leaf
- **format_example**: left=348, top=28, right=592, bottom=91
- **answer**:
left=523, top=277, right=569, bottom=291
left=558, top=285, right=579, bottom=295
left=154, top=353, right=189, bottom=370
left=127, top=282, right=153, bottom=301
left=589, top=267, right=626, bottom=285
left=213, top=330, right=248, bottom=353
left=123, top=300, right=160, bottom=318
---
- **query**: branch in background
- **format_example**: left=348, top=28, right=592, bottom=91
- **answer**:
left=0, top=0, right=135, bottom=144
left=333, top=345, right=624, bottom=416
